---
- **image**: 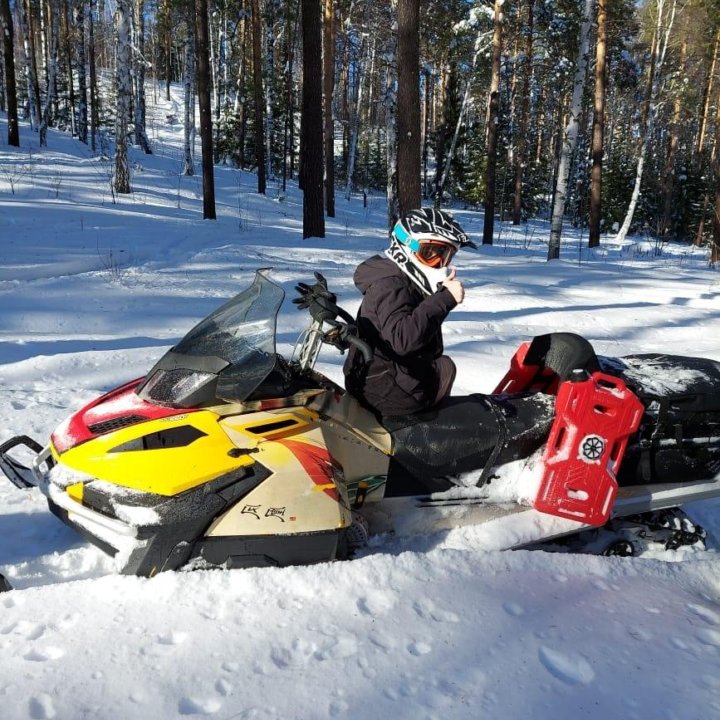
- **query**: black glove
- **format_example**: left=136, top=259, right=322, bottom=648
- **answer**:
left=292, top=272, right=338, bottom=323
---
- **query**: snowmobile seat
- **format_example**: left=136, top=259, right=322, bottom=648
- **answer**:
left=382, top=392, right=556, bottom=496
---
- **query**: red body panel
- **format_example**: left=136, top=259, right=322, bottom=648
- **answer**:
left=51, top=378, right=193, bottom=454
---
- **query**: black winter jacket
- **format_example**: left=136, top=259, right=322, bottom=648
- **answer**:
left=343, top=255, right=457, bottom=416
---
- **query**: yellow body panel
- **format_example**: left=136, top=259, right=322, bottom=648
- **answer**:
left=56, top=411, right=252, bottom=496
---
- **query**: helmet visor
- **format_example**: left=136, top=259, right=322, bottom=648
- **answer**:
left=416, top=240, right=457, bottom=268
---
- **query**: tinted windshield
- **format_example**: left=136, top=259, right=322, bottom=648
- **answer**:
left=175, top=270, right=283, bottom=365
left=138, top=270, right=285, bottom=405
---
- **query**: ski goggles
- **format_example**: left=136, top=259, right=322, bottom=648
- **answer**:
left=415, top=240, right=457, bottom=268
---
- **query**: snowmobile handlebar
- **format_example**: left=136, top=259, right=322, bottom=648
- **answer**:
left=293, top=273, right=373, bottom=364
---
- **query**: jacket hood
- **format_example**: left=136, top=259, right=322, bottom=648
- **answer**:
left=353, top=255, right=404, bottom=294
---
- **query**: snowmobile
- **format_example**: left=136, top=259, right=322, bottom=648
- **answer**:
left=1, top=269, right=719, bottom=579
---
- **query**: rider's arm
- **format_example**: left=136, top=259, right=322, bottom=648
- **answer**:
left=368, top=280, right=457, bottom=356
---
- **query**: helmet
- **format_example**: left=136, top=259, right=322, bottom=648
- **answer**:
left=385, top=208, right=476, bottom=295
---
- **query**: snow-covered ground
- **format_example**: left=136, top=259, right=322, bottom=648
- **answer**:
left=1, top=90, right=720, bottom=720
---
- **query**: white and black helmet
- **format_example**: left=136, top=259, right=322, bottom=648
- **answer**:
left=385, top=208, right=476, bottom=295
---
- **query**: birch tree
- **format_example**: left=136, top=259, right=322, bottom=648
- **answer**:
left=614, top=0, right=677, bottom=244
left=547, top=0, right=593, bottom=261
left=344, top=33, right=368, bottom=200
left=39, top=1, right=60, bottom=147
left=88, top=0, right=98, bottom=151
left=114, top=0, right=132, bottom=193
left=18, top=0, right=40, bottom=131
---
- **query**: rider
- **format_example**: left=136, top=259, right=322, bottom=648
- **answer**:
left=344, top=208, right=476, bottom=418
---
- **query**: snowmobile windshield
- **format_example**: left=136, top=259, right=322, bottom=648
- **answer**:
left=137, top=270, right=285, bottom=406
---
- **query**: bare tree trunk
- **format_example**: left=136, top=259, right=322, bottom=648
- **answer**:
left=133, top=0, right=151, bottom=152
left=437, top=79, right=471, bottom=198
left=183, top=6, right=196, bottom=176
left=300, top=0, right=325, bottom=238
left=482, top=0, right=503, bottom=245
left=27, top=0, right=43, bottom=131
left=17, top=0, right=40, bottom=130
left=396, top=0, right=421, bottom=216
left=251, top=0, right=266, bottom=194
left=422, top=68, right=431, bottom=198
left=88, top=0, right=98, bottom=151
left=234, top=13, right=249, bottom=167
left=696, top=27, right=719, bottom=159
left=386, top=32, right=399, bottom=228
left=547, top=0, right=593, bottom=260
left=39, top=0, right=59, bottom=147
left=63, top=0, right=76, bottom=137
left=588, top=0, right=607, bottom=248
left=614, top=0, right=677, bottom=244
left=264, top=1, right=274, bottom=182
left=344, top=35, right=367, bottom=200
left=0, top=0, right=19, bottom=146
left=660, top=26, right=687, bottom=238
left=282, top=1, right=298, bottom=190
left=75, top=0, right=88, bottom=144
left=114, top=0, right=132, bottom=193
left=713, top=88, right=720, bottom=265
left=323, top=0, right=335, bottom=216
left=196, top=0, right=216, bottom=218
left=163, top=0, right=171, bottom=100
left=512, top=0, right=534, bottom=225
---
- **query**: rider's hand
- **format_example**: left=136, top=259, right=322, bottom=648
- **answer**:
left=442, top=268, right=464, bottom=305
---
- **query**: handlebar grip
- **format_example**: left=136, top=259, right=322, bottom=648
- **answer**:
left=346, top=333, right=373, bottom=364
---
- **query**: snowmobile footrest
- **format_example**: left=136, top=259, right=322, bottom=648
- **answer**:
left=0, top=435, right=47, bottom=489
left=533, top=372, right=644, bottom=526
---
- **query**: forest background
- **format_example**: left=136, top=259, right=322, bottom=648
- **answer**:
left=1, top=0, right=719, bottom=263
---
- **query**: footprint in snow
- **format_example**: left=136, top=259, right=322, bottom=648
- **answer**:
left=687, top=603, right=720, bottom=626
left=695, top=628, right=720, bottom=648
left=538, top=646, right=595, bottom=686
left=408, top=641, right=432, bottom=656
left=413, top=598, right=460, bottom=623
left=178, top=697, right=223, bottom=715
left=270, top=638, right=318, bottom=669
left=157, top=630, right=189, bottom=645
left=29, top=694, right=56, bottom=720
left=215, top=678, right=233, bottom=697
left=24, top=646, right=65, bottom=662
left=1, top=620, right=44, bottom=637
left=356, top=589, right=398, bottom=617
left=502, top=602, right=525, bottom=617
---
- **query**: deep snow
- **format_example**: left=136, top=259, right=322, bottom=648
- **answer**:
left=1, top=89, right=720, bottom=720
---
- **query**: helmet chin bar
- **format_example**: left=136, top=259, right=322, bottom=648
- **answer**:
left=385, top=238, right=449, bottom=296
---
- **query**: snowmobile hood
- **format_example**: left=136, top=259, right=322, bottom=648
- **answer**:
left=353, top=255, right=407, bottom=295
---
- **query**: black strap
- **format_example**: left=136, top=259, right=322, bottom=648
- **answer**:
left=478, top=399, right=508, bottom=486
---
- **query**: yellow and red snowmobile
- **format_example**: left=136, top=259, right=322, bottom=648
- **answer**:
left=1, top=270, right=719, bottom=577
